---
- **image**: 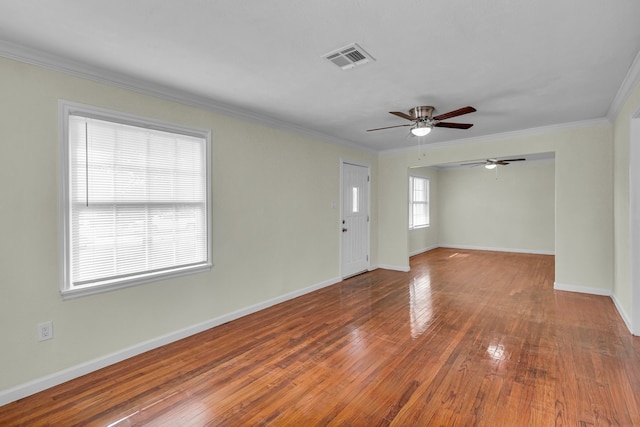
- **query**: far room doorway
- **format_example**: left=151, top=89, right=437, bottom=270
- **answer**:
left=408, top=153, right=556, bottom=259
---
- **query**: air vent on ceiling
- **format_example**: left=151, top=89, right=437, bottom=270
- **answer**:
left=323, top=43, right=375, bottom=70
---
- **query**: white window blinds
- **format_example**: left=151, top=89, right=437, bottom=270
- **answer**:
left=62, top=108, right=211, bottom=296
left=409, top=176, right=429, bottom=229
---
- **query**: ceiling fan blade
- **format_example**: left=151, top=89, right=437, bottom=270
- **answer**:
left=460, top=161, right=486, bottom=166
left=500, top=158, right=526, bottom=162
left=433, top=106, right=476, bottom=121
left=389, top=111, right=415, bottom=121
left=366, top=124, right=413, bottom=132
left=435, top=122, right=473, bottom=129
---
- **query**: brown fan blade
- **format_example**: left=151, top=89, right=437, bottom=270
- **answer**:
left=500, top=158, right=526, bottom=162
left=435, top=122, right=474, bottom=129
left=389, top=111, right=415, bottom=121
left=366, top=124, right=413, bottom=132
left=433, top=106, right=476, bottom=121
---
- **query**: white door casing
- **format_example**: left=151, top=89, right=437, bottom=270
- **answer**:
left=630, top=108, right=640, bottom=335
left=341, top=162, right=370, bottom=278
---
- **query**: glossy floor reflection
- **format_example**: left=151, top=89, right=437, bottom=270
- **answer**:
left=2, top=248, right=639, bottom=426
left=410, top=275, right=433, bottom=338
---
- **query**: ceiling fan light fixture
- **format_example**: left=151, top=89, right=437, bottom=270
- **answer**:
left=485, top=163, right=497, bottom=169
left=411, top=122, right=432, bottom=137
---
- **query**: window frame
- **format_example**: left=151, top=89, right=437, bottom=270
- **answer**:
left=59, top=101, right=212, bottom=299
left=409, top=175, right=430, bottom=230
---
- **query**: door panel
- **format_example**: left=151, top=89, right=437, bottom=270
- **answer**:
left=341, top=163, right=370, bottom=277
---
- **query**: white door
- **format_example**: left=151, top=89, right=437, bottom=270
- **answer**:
left=341, top=162, right=370, bottom=278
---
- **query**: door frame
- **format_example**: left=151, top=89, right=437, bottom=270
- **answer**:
left=630, top=106, right=640, bottom=335
left=340, top=159, right=371, bottom=278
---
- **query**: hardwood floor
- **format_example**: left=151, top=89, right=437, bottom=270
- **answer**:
left=2, top=248, right=640, bottom=426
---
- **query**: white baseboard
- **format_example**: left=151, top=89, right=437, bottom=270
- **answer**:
left=553, top=282, right=612, bottom=296
left=378, top=264, right=411, bottom=272
left=0, top=276, right=341, bottom=406
left=611, top=293, right=635, bottom=335
left=438, top=244, right=555, bottom=256
left=409, top=245, right=438, bottom=257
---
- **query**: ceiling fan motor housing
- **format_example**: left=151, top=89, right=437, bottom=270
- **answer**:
left=410, top=106, right=435, bottom=120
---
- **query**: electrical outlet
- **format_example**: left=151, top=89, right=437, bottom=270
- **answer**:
left=37, top=321, right=53, bottom=342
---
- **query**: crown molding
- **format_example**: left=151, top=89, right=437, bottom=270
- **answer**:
left=379, top=117, right=611, bottom=156
left=607, top=47, right=640, bottom=120
left=0, top=40, right=375, bottom=154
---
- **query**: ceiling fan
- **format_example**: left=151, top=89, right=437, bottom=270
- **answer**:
left=461, top=158, right=526, bottom=169
left=367, top=106, right=476, bottom=136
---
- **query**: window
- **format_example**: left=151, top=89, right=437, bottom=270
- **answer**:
left=60, top=102, right=212, bottom=298
left=352, top=187, right=359, bottom=213
left=409, top=176, right=429, bottom=229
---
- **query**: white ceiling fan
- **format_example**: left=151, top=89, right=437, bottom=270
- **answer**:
left=461, top=158, right=526, bottom=169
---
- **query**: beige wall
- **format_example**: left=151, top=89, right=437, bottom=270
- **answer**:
left=438, top=160, right=555, bottom=253
left=0, top=57, right=378, bottom=394
left=408, top=167, right=439, bottom=255
left=379, top=123, right=614, bottom=293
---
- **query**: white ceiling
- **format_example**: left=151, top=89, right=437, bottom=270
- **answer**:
left=1, top=0, right=639, bottom=152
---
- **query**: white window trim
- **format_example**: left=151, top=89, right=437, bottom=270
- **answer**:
left=409, top=175, right=430, bottom=230
left=58, top=100, right=213, bottom=299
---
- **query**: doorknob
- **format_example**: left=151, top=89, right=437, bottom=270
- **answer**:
left=342, top=228, right=348, bottom=232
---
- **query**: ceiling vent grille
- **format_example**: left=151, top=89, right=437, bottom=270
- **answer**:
left=323, top=43, right=375, bottom=70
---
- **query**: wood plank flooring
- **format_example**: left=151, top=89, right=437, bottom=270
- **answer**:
left=2, top=248, right=640, bottom=426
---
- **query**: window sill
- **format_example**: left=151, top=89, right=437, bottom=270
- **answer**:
left=409, top=225, right=430, bottom=230
left=60, top=263, right=212, bottom=300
